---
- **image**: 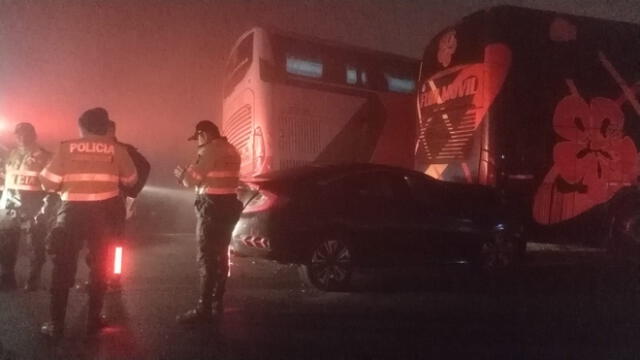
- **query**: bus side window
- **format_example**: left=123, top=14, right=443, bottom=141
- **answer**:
left=360, top=71, right=368, bottom=86
left=345, top=65, right=369, bottom=88
left=385, top=73, right=416, bottom=93
left=285, top=54, right=323, bottom=78
left=346, top=66, right=358, bottom=85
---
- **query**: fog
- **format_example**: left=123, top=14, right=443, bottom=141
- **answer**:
left=1, top=0, right=638, bottom=231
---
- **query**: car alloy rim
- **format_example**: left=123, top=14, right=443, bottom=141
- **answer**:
left=310, top=239, right=352, bottom=287
left=481, top=232, right=514, bottom=270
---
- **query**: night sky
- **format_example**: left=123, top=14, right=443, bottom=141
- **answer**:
left=1, top=0, right=638, bottom=184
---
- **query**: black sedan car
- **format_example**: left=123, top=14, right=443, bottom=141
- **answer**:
left=232, top=163, right=523, bottom=291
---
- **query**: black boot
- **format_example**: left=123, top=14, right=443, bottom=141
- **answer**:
left=212, top=269, right=227, bottom=317
left=41, top=289, right=69, bottom=339
left=87, top=285, right=107, bottom=336
left=176, top=299, right=213, bottom=325
left=177, top=269, right=216, bottom=325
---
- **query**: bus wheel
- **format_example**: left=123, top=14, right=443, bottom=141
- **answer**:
left=299, top=235, right=353, bottom=291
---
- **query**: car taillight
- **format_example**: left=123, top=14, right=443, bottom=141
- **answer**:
left=243, top=189, right=280, bottom=213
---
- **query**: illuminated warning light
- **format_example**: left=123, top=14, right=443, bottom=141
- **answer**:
left=114, top=246, right=123, bottom=275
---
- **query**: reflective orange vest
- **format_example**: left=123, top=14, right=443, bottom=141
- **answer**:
left=0, top=145, right=51, bottom=208
left=182, top=138, right=240, bottom=195
left=39, top=135, right=138, bottom=201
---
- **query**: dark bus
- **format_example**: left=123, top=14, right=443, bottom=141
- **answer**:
left=416, top=6, right=640, bottom=250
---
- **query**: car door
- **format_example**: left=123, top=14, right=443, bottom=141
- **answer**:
left=323, top=171, right=418, bottom=266
left=403, top=173, right=472, bottom=262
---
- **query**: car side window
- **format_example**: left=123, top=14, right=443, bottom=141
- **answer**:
left=331, top=172, right=410, bottom=201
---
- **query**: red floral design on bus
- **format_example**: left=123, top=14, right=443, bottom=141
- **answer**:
left=533, top=94, right=638, bottom=224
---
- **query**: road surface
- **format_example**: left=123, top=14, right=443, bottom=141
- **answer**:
left=0, top=234, right=639, bottom=359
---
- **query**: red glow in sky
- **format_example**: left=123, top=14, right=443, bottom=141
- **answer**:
left=1, top=0, right=637, bottom=184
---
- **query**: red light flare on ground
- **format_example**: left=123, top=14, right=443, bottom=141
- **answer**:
left=114, top=246, right=123, bottom=275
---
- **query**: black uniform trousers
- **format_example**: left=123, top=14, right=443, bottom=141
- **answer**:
left=195, top=194, right=242, bottom=308
left=0, top=194, right=48, bottom=284
left=48, top=197, right=120, bottom=293
left=84, top=195, right=126, bottom=276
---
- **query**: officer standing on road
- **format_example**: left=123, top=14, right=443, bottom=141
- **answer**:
left=174, top=120, right=242, bottom=325
left=105, top=120, right=150, bottom=290
left=76, top=120, right=151, bottom=293
left=0, top=123, right=58, bottom=292
left=38, top=108, right=138, bottom=338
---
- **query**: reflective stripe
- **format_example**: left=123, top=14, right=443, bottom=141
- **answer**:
left=40, top=169, right=63, bottom=184
left=63, top=173, right=119, bottom=182
left=120, top=172, right=138, bottom=186
left=61, top=190, right=120, bottom=201
left=198, top=187, right=237, bottom=195
left=206, top=170, right=238, bottom=178
left=7, top=170, right=40, bottom=177
left=4, top=184, right=42, bottom=191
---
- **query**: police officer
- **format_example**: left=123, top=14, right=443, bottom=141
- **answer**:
left=175, top=120, right=242, bottom=324
left=106, top=120, right=150, bottom=290
left=76, top=120, right=151, bottom=293
left=38, top=108, right=137, bottom=338
left=0, top=123, right=56, bottom=291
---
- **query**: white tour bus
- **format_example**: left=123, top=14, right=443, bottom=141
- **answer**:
left=222, top=27, right=419, bottom=178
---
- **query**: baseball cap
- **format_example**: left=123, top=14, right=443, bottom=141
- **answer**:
left=14, top=122, right=36, bottom=136
left=187, top=120, right=220, bottom=141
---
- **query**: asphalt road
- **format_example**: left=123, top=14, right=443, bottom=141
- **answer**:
left=0, top=234, right=639, bottom=360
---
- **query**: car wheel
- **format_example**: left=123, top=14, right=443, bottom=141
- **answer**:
left=299, top=236, right=353, bottom=291
left=478, top=230, right=518, bottom=272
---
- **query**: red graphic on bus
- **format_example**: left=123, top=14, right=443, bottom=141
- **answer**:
left=417, top=43, right=511, bottom=182
left=533, top=93, right=638, bottom=224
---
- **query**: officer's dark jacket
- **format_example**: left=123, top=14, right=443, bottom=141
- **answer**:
left=119, top=142, right=150, bottom=198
